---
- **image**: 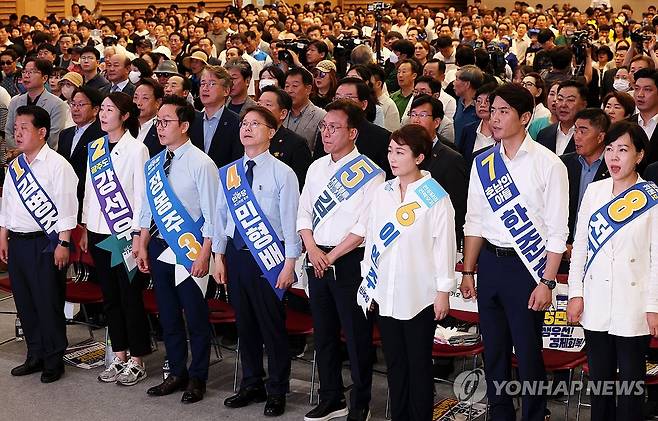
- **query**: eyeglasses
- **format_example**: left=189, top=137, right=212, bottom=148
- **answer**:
left=318, top=122, right=347, bottom=134
left=199, top=80, right=219, bottom=88
left=521, top=81, right=536, bottom=88
left=154, top=118, right=179, bottom=128
left=239, top=120, right=272, bottom=130
left=334, top=94, right=359, bottom=102
left=69, top=102, right=91, bottom=109
left=412, top=89, right=431, bottom=97
left=22, top=70, right=42, bottom=76
left=407, top=111, right=432, bottom=119
left=0, top=60, right=13, bottom=66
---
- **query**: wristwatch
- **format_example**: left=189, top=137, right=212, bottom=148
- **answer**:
left=57, top=239, right=71, bottom=248
left=540, top=277, right=556, bottom=290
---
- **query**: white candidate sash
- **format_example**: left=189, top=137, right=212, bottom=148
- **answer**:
left=8, top=154, right=60, bottom=250
left=357, top=177, right=448, bottom=315
left=312, top=154, right=383, bottom=231
left=585, top=181, right=658, bottom=275
left=475, top=144, right=547, bottom=283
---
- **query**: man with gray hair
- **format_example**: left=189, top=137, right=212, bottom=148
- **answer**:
left=453, top=64, right=483, bottom=147
left=103, top=53, right=135, bottom=96
left=350, top=45, right=374, bottom=67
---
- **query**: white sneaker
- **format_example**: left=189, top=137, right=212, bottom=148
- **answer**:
left=116, top=359, right=147, bottom=386
left=98, top=357, right=126, bottom=383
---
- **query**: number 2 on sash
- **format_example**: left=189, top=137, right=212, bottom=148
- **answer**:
left=90, top=138, right=106, bottom=162
left=341, top=159, right=373, bottom=188
left=481, top=153, right=496, bottom=181
left=226, top=164, right=241, bottom=190
left=11, top=158, right=25, bottom=179
left=608, top=190, right=647, bottom=222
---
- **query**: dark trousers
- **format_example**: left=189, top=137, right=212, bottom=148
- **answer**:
left=88, top=231, right=151, bottom=357
left=226, top=240, right=290, bottom=395
left=148, top=238, right=210, bottom=381
left=584, top=330, right=649, bottom=421
left=477, top=247, right=546, bottom=421
left=308, top=247, right=374, bottom=410
left=379, top=306, right=435, bottom=421
left=8, top=235, right=67, bottom=369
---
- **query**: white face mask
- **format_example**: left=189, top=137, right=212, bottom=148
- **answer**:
left=61, top=85, right=75, bottom=99
left=128, top=70, right=141, bottom=84
left=389, top=52, right=399, bottom=64
left=613, top=78, right=630, bottom=92
left=259, top=79, right=276, bottom=90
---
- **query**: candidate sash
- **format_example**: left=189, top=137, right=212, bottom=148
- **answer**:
left=312, top=154, right=383, bottom=231
left=88, top=136, right=137, bottom=278
left=219, top=159, right=286, bottom=300
left=145, top=150, right=204, bottom=273
left=585, top=181, right=658, bottom=274
left=476, top=144, right=547, bottom=283
left=8, top=154, right=59, bottom=250
left=357, top=177, right=448, bottom=315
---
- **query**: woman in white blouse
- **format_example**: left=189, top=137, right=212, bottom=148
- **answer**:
left=567, top=121, right=658, bottom=421
left=79, top=92, right=151, bottom=386
left=363, top=124, right=456, bottom=421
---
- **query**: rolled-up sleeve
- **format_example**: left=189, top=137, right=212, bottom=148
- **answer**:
left=463, top=163, right=484, bottom=238
left=53, top=160, right=79, bottom=232
left=131, top=145, right=150, bottom=231
left=139, top=161, right=153, bottom=229
left=433, top=197, right=457, bottom=292
left=543, top=160, right=569, bottom=254
left=296, top=168, right=315, bottom=232
left=212, top=180, right=229, bottom=254
left=280, top=168, right=302, bottom=258
left=196, top=159, right=219, bottom=238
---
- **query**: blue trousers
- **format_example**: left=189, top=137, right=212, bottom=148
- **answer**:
left=148, top=238, right=210, bottom=381
left=477, top=247, right=546, bottom=421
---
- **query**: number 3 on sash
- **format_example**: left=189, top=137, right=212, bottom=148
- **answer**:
left=11, top=159, right=25, bottom=179
left=226, top=164, right=241, bottom=190
left=90, top=138, right=106, bottom=162
left=481, top=153, right=496, bottom=181
left=178, top=233, right=201, bottom=261
left=341, top=159, right=373, bottom=188
left=609, top=189, right=648, bottom=222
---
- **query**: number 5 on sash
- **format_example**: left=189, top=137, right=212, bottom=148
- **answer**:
left=341, top=159, right=374, bottom=188
left=481, top=153, right=496, bottom=181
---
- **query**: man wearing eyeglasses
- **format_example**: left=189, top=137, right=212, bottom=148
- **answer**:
left=79, top=46, right=110, bottom=92
left=214, top=105, right=301, bottom=417
left=297, top=99, right=384, bottom=421
left=5, top=58, right=68, bottom=152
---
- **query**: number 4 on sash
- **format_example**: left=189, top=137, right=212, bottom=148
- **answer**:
left=226, top=164, right=242, bottom=190
left=481, top=153, right=496, bottom=181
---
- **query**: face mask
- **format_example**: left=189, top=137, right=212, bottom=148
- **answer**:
left=128, top=70, right=141, bottom=84
left=613, top=78, right=630, bottom=92
left=259, top=79, right=276, bottom=90
left=61, top=85, right=75, bottom=99
left=389, top=53, right=399, bottom=64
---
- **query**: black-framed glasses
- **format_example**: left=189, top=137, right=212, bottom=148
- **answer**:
left=69, top=102, right=91, bottom=109
left=239, top=120, right=272, bottom=130
left=521, top=81, right=536, bottom=88
left=154, top=118, right=179, bottom=128
left=318, top=121, right=347, bottom=134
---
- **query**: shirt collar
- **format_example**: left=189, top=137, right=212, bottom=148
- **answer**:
left=29, top=143, right=51, bottom=163
left=203, top=105, right=225, bottom=122
left=388, top=170, right=432, bottom=194
left=476, top=121, right=493, bottom=137
left=291, top=101, right=311, bottom=118
left=168, top=139, right=192, bottom=160
left=558, top=123, right=575, bottom=136
left=76, top=120, right=93, bottom=134
left=499, top=132, right=533, bottom=160
left=242, top=150, right=272, bottom=166
left=577, top=151, right=604, bottom=168
left=329, top=146, right=359, bottom=168
left=638, top=112, right=658, bottom=127
left=114, top=78, right=129, bottom=90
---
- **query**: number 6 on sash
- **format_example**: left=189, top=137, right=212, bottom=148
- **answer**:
left=341, top=159, right=374, bottom=188
left=481, top=153, right=496, bottom=181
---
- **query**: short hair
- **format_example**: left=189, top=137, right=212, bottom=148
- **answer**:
left=136, top=78, right=165, bottom=100
left=286, top=67, right=314, bottom=86
left=397, top=59, right=420, bottom=77
left=491, top=83, right=534, bottom=118
left=633, top=68, right=658, bottom=87
left=202, top=64, right=233, bottom=89
left=524, top=72, right=547, bottom=105
left=350, top=44, right=374, bottom=66
left=131, top=58, right=154, bottom=78
left=241, top=105, right=278, bottom=129
left=414, top=75, right=441, bottom=94
left=71, top=86, right=104, bottom=107
left=16, top=105, right=50, bottom=141
left=435, top=35, right=453, bottom=49
left=410, top=94, right=444, bottom=119
left=260, top=85, right=293, bottom=111
left=456, top=65, right=484, bottom=90
left=574, top=108, right=611, bottom=133
left=37, top=43, right=57, bottom=55
left=630, top=54, right=656, bottom=70
left=390, top=124, right=432, bottom=169
left=455, top=45, right=476, bottom=66
left=161, top=95, right=196, bottom=125
left=367, top=63, right=386, bottom=83
left=225, top=58, right=252, bottom=81
left=308, top=40, right=328, bottom=56
left=475, top=81, right=498, bottom=98
left=391, top=39, right=415, bottom=58
left=24, top=57, right=53, bottom=77
left=325, top=98, right=365, bottom=128
left=424, top=58, right=446, bottom=74
left=347, top=65, right=372, bottom=82
left=550, top=46, right=573, bottom=70
left=557, top=79, right=588, bottom=100
left=604, top=121, right=649, bottom=163
left=259, top=64, right=286, bottom=88
left=80, top=45, right=100, bottom=60
left=602, top=91, right=636, bottom=119
left=537, top=28, right=555, bottom=44
left=0, top=49, right=17, bottom=61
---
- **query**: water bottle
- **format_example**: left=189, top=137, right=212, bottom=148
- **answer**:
left=14, top=317, right=24, bottom=341
left=104, top=327, right=116, bottom=367
left=162, top=357, right=170, bottom=381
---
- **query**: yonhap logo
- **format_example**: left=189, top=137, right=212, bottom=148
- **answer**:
left=453, top=368, right=487, bottom=403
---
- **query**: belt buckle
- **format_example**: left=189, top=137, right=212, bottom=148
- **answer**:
left=495, top=247, right=504, bottom=258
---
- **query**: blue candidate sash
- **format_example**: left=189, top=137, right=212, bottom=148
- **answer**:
left=357, top=177, right=448, bottom=315
left=585, top=181, right=658, bottom=274
left=145, top=150, right=204, bottom=273
left=476, top=144, right=548, bottom=283
left=8, top=154, right=59, bottom=250
left=219, top=159, right=286, bottom=300
left=88, top=136, right=137, bottom=278
left=312, top=154, right=383, bottom=230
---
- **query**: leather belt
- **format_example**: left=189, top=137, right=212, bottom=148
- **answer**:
left=485, top=240, right=517, bottom=258
left=9, top=231, right=45, bottom=239
left=317, top=245, right=335, bottom=253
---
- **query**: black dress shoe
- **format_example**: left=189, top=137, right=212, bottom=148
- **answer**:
left=264, top=395, right=286, bottom=417
left=147, top=375, right=189, bottom=396
left=347, top=407, right=371, bottom=421
left=40, top=366, right=64, bottom=383
left=181, top=378, right=206, bottom=404
left=224, top=386, right=267, bottom=408
left=11, top=358, right=43, bottom=376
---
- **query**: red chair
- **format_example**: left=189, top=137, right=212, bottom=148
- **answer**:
left=207, top=292, right=239, bottom=390
left=285, top=289, right=316, bottom=404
